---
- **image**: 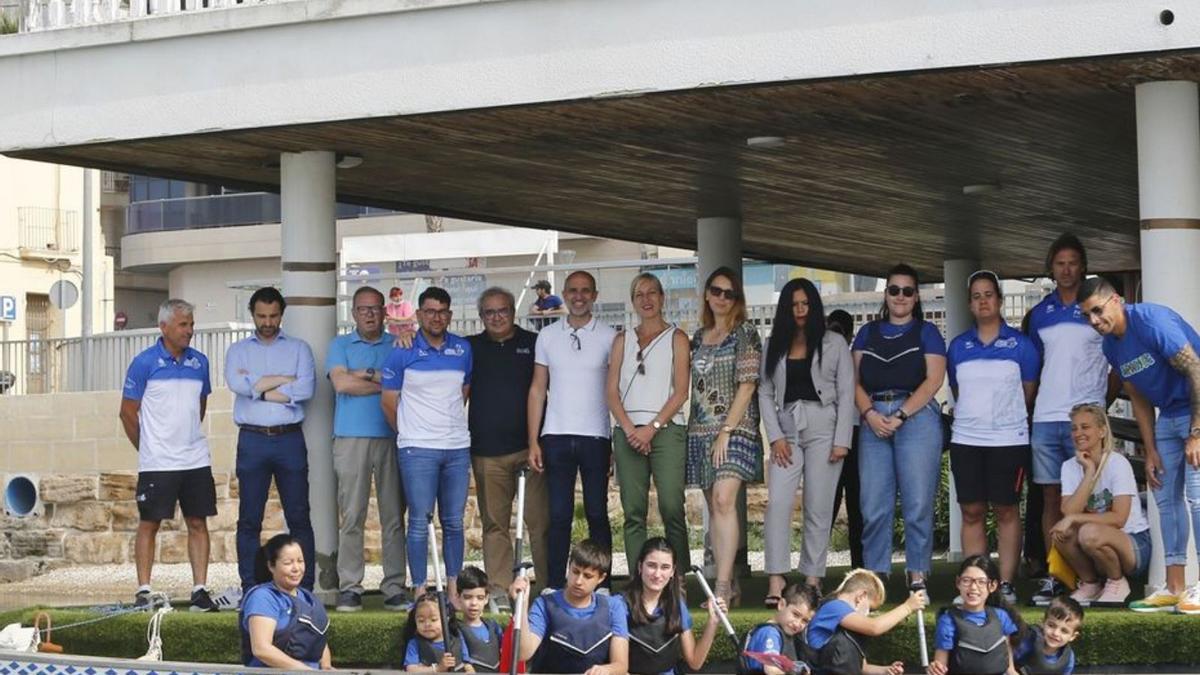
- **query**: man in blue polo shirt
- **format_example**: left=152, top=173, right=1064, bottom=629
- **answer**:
left=1027, top=234, right=1116, bottom=604
left=120, top=298, right=217, bottom=611
left=327, top=285, right=408, bottom=612
left=225, top=287, right=317, bottom=593
left=382, top=286, right=472, bottom=597
left=1079, top=276, right=1200, bottom=613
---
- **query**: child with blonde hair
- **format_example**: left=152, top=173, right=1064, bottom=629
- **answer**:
left=801, top=569, right=925, bottom=675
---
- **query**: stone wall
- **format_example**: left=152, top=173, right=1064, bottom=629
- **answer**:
left=1, top=389, right=774, bottom=582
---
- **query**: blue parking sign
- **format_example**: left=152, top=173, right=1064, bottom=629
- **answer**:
left=0, top=296, right=16, bottom=322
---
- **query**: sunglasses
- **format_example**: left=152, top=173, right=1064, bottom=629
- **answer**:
left=708, top=285, right=739, bottom=301
left=569, top=330, right=582, bottom=351
left=886, top=285, right=916, bottom=298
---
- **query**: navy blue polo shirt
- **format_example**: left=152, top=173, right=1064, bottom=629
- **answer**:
left=466, top=327, right=537, bottom=457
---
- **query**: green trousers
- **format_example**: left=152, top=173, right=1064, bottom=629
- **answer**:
left=613, top=423, right=691, bottom=572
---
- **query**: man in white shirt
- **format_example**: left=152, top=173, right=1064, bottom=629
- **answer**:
left=119, top=299, right=217, bottom=611
left=527, top=271, right=617, bottom=589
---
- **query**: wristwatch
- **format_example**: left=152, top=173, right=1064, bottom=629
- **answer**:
left=366, top=367, right=376, bottom=380
left=651, top=420, right=665, bottom=430
left=1190, top=426, right=1200, bottom=439
left=895, top=409, right=910, bottom=422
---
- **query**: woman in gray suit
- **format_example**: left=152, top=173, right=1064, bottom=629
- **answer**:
left=758, top=278, right=856, bottom=605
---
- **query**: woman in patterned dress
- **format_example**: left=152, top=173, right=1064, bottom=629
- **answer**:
left=686, top=266, right=764, bottom=606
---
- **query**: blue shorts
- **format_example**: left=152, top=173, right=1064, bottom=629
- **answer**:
left=1031, top=421, right=1074, bottom=485
left=1127, top=529, right=1152, bottom=581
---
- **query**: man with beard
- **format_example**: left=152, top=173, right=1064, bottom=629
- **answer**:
left=225, top=286, right=317, bottom=592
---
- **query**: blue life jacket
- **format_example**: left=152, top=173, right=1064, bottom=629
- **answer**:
left=530, top=594, right=613, bottom=673
left=239, top=583, right=329, bottom=667
left=858, top=320, right=928, bottom=394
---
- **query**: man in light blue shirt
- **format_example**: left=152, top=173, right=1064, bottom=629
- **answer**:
left=326, top=285, right=408, bottom=612
left=225, top=286, right=317, bottom=591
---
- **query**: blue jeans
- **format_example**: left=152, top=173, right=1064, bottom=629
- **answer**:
left=236, top=429, right=315, bottom=591
left=398, top=447, right=470, bottom=588
left=1031, top=421, right=1075, bottom=485
left=858, top=398, right=944, bottom=575
left=1153, top=414, right=1200, bottom=566
left=542, top=435, right=612, bottom=588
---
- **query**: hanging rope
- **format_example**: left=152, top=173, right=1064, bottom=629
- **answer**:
left=136, top=604, right=172, bottom=662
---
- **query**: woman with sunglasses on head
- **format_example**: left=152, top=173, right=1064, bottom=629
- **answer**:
left=852, top=263, right=946, bottom=592
left=946, top=270, right=1040, bottom=606
left=758, top=278, right=855, bottom=605
left=686, top=266, right=764, bottom=606
left=607, top=273, right=692, bottom=573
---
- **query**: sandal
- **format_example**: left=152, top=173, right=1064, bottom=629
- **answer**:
left=764, top=595, right=782, bottom=610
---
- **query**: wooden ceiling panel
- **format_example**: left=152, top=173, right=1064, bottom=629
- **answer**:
left=14, top=52, right=1198, bottom=279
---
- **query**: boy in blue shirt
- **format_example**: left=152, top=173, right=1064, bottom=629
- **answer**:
left=1078, top=276, right=1200, bottom=612
left=458, top=566, right=504, bottom=672
left=511, top=539, right=628, bottom=674
left=1014, top=595, right=1082, bottom=674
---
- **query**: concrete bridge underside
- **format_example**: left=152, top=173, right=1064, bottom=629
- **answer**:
left=3, top=0, right=1200, bottom=279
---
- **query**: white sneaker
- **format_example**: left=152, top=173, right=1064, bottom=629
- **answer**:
left=1177, top=583, right=1200, bottom=615
left=210, top=586, right=242, bottom=611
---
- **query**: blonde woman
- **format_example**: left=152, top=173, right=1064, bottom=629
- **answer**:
left=1050, top=402, right=1152, bottom=606
left=686, top=266, right=763, bottom=606
left=607, top=272, right=691, bottom=570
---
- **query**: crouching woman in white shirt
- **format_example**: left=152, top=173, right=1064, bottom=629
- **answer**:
left=1051, top=402, right=1152, bottom=607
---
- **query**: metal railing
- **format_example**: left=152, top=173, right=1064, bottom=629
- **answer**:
left=17, top=206, right=79, bottom=254
left=18, top=0, right=283, bottom=32
left=0, top=298, right=1042, bottom=395
left=0, top=324, right=252, bottom=395
left=126, top=192, right=395, bottom=234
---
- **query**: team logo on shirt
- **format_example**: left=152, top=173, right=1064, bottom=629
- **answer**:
left=182, top=356, right=202, bottom=370
left=1120, top=353, right=1156, bottom=379
left=156, top=358, right=167, bottom=368
left=994, top=337, right=1018, bottom=349
left=516, top=347, right=531, bottom=355
left=444, top=346, right=466, bottom=357
left=124, top=377, right=136, bottom=391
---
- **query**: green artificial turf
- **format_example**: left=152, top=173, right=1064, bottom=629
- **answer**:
left=1, top=562, right=1196, bottom=669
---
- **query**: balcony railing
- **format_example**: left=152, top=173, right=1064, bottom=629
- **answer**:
left=17, top=206, right=79, bottom=254
left=100, top=170, right=130, bottom=194
left=126, top=192, right=395, bottom=234
left=17, top=0, right=283, bottom=33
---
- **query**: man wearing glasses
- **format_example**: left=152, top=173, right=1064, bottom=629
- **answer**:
left=1079, top=276, right=1200, bottom=613
left=382, top=286, right=473, bottom=600
left=326, top=285, right=408, bottom=612
left=527, top=270, right=618, bottom=589
left=466, top=287, right=549, bottom=610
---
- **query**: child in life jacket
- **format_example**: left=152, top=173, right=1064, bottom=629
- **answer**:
left=739, top=582, right=819, bottom=674
left=510, top=539, right=628, bottom=674
left=804, top=568, right=924, bottom=675
left=458, top=566, right=505, bottom=673
left=403, top=591, right=473, bottom=672
left=928, top=555, right=1024, bottom=675
left=1013, top=595, right=1082, bottom=674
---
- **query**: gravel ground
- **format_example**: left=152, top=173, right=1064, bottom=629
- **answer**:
left=0, top=549, right=895, bottom=610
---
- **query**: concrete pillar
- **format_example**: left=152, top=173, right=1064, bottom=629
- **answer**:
left=696, top=216, right=750, bottom=577
left=697, top=216, right=743, bottom=284
left=1135, top=80, right=1200, bottom=589
left=943, top=259, right=978, bottom=563
left=280, top=150, right=339, bottom=598
left=81, top=169, right=94, bottom=390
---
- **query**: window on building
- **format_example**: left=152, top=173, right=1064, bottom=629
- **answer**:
left=25, top=293, right=50, bottom=394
